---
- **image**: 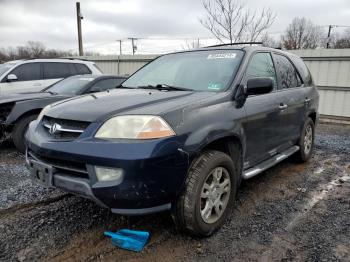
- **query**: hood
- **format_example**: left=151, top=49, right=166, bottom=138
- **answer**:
left=45, top=89, right=215, bottom=122
left=0, top=92, right=59, bottom=104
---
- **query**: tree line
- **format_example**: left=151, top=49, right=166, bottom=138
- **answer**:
left=199, top=0, right=350, bottom=49
left=0, top=41, right=99, bottom=63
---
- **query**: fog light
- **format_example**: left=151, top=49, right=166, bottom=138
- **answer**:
left=95, top=166, right=124, bottom=182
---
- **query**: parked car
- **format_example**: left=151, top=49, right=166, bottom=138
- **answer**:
left=0, top=59, right=102, bottom=95
left=26, top=46, right=319, bottom=237
left=0, top=75, right=126, bottom=152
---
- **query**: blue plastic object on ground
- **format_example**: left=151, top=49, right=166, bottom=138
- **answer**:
left=104, top=229, right=150, bottom=252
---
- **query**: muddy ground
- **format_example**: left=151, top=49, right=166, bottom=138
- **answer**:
left=0, top=124, right=349, bottom=262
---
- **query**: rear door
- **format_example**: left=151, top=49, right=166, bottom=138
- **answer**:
left=0, top=63, right=43, bottom=94
left=243, top=52, right=289, bottom=167
left=272, top=53, right=307, bottom=143
left=42, top=62, right=77, bottom=88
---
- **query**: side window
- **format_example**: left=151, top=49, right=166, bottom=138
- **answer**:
left=289, top=56, right=312, bottom=86
left=273, top=54, right=302, bottom=89
left=43, top=63, right=72, bottom=79
left=74, top=63, right=92, bottom=74
left=245, top=52, right=277, bottom=90
left=9, top=63, right=41, bottom=81
left=90, top=78, right=123, bottom=92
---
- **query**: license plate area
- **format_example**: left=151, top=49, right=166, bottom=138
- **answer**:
left=28, top=160, right=55, bottom=187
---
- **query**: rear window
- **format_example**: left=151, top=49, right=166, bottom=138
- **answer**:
left=43, top=62, right=76, bottom=79
left=74, top=63, right=92, bottom=74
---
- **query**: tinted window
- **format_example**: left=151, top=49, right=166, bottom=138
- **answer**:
left=9, top=63, right=41, bottom=81
left=245, top=52, right=277, bottom=90
left=90, top=78, right=124, bottom=92
left=74, top=63, right=92, bottom=74
left=43, top=63, right=73, bottom=79
left=289, top=55, right=312, bottom=86
left=273, top=54, right=302, bottom=89
left=123, top=50, right=244, bottom=92
left=47, top=76, right=96, bottom=95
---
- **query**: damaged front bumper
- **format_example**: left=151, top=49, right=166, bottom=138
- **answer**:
left=26, top=128, right=190, bottom=215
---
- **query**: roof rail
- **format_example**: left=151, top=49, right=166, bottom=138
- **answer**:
left=204, top=42, right=263, bottom=48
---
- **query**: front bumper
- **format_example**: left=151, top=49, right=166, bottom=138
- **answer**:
left=26, top=121, right=190, bottom=215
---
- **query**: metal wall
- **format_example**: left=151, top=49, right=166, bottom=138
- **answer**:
left=290, top=49, right=350, bottom=121
left=77, top=55, right=157, bottom=75
left=78, top=49, right=350, bottom=122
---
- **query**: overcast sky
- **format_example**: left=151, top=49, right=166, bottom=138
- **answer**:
left=0, top=0, right=349, bottom=54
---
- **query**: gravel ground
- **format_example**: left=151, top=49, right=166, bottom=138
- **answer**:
left=0, top=124, right=349, bottom=262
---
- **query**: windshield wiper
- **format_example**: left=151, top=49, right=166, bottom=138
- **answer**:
left=116, top=84, right=135, bottom=89
left=45, top=91, right=58, bottom=95
left=137, top=84, right=194, bottom=91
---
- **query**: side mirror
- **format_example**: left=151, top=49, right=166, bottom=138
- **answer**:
left=7, top=74, right=18, bottom=82
left=246, top=78, right=273, bottom=96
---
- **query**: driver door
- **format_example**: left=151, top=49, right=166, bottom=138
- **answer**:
left=0, top=63, right=43, bottom=95
left=242, top=52, right=289, bottom=168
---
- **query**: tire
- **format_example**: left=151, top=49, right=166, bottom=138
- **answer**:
left=296, top=117, right=315, bottom=162
left=12, top=114, right=38, bottom=153
left=172, top=150, right=239, bottom=237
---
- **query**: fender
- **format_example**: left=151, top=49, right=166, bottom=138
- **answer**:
left=5, top=96, right=67, bottom=125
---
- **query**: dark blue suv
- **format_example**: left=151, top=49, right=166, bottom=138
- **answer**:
left=26, top=46, right=318, bottom=236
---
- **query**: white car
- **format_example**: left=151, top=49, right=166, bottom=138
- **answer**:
left=0, top=59, right=102, bottom=95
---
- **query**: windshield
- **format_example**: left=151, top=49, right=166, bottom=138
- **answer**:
left=123, top=50, right=244, bottom=92
left=0, top=63, right=16, bottom=76
left=46, top=76, right=96, bottom=95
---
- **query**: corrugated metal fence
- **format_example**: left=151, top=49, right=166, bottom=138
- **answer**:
left=290, top=49, right=350, bottom=123
left=77, top=55, right=157, bottom=75
left=78, top=49, right=350, bottom=122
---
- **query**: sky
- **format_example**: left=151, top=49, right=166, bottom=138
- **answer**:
left=0, top=0, right=349, bottom=55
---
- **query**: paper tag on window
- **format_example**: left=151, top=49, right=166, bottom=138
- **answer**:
left=207, top=53, right=236, bottom=59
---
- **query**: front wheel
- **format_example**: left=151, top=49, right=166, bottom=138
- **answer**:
left=172, top=150, right=239, bottom=237
left=296, top=117, right=315, bottom=162
left=12, top=114, right=38, bottom=153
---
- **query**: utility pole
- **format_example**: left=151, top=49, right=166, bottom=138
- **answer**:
left=327, top=25, right=333, bottom=49
left=76, top=2, right=84, bottom=56
left=128, top=37, right=137, bottom=55
left=117, top=40, right=122, bottom=55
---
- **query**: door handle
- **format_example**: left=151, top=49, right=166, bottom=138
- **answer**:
left=33, top=83, right=42, bottom=87
left=278, top=104, right=288, bottom=110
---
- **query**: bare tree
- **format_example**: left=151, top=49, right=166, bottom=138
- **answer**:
left=282, top=17, right=324, bottom=49
left=27, top=41, right=46, bottom=58
left=333, top=28, right=350, bottom=48
left=261, top=32, right=280, bottom=48
left=199, top=0, right=276, bottom=44
left=182, top=39, right=202, bottom=50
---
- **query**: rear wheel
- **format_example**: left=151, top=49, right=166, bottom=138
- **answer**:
left=172, top=150, right=239, bottom=237
left=12, top=114, right=38, bottom=153
left=296, top=117, right=315, bottom=162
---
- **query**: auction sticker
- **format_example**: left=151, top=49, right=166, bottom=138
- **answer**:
left=207, top=53, right=236, bottom=59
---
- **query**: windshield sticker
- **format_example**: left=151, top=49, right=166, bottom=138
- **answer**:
left=78, top=78, right=94, bottom=81
left=207, top=53, right=236, bottom=59
left=208, top=83, right=223, bottom=90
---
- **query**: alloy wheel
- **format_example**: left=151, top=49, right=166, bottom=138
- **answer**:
left=200, top=167, right=231, bottom=224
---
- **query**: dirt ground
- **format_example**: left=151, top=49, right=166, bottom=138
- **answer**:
left=0, top=124, right=349, bottom=262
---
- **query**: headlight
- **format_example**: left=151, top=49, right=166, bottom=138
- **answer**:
left=95, top=115, right=175, bottom=139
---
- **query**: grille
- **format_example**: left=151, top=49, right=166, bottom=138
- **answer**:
left=0, top=103, right=14, bottom=122
left=27, top=150, right=89, bottom=178
left=42, top=116, right=90, bottom=140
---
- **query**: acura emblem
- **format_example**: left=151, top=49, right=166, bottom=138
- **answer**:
left=49, top=123, right=61, bottom=135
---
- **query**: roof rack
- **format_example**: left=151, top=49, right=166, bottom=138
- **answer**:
left=204, top=42, right=263, bottom=48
